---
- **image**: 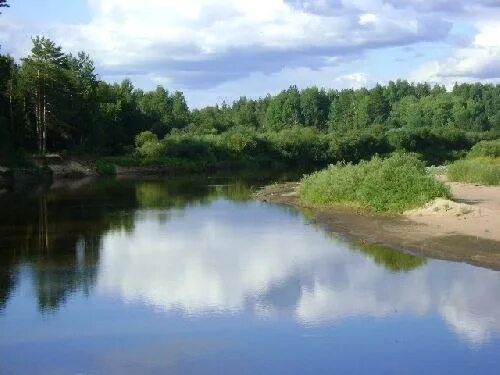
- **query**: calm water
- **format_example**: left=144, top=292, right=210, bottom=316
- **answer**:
left=1, top=175, right=499, bottom=374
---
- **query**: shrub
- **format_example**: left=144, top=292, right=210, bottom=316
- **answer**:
left=467, top=140, right=500, bottom=158
left=266, top=127, right=329, bottom=165
left=163, top=135, right=214, bottom=161
left=135, top=131, right=158, bottom=148
left=447, top=157, right=500, bottom=185
left=95, top=160, right=116, bottom=176
left=299, top=153, right=450, bottom=213
left=137, top=140, right=164, bottom=159
left=386, top=127, right=471, bottom=165
left=328, top=131, right=390, bottom=164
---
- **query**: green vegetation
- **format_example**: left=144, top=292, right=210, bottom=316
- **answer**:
left=299, top=153, right=450, bottom=213
left=95, top=160, right=116, bottom=176
left=446, top=139, right=500, bottom=185
left=447, top=157, right=500, bottom=185
left=1, top=36, right=499, bottom=172
left=354, top=242, right=427, bottom=272
left=467, top=140, right=500, bottom=158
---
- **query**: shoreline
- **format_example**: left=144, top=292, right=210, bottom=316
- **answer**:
left=254, top=181, right=500, bottom=271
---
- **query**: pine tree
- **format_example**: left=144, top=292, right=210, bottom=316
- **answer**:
left=19, top=37, right=69, bottom=154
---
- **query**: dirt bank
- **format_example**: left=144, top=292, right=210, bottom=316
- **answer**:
left=254, top=181, right=500, bottom=270
left=31, top=154, right=96, bottom=178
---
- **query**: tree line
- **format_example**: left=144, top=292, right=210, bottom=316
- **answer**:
left=1, top=37, right=499, bottom=167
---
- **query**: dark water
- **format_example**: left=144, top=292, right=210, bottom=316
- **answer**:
left=1, top=175, right=499, bottom=375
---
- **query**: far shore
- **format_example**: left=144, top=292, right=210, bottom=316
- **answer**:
left=254, top=178, right=500, bottom=270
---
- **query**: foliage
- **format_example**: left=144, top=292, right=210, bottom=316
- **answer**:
left=467, top=140, right=500, bottom=158
left=135, top=130, right=158, bottom=148
left=299, top=153, right=450, bottom=213
left=447, top=157, right=500, bottom=185
left=95, top=160, right=116, bottom=176
left=0, top=36, right=499, bottom=168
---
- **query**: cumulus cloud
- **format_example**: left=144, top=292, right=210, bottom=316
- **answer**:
left=2, top=0, right=499, bottom=104
left=411, top=4, right=500, bottom=85
left=2, top=0, right=452, bottom=88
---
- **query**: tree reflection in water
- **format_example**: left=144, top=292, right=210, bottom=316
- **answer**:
left=0, top=174, right=268, bottom=312
left=1, top=175, right=499, bottom=347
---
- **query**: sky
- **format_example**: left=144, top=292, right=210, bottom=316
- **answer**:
left=1, top=0, right=500, bottom=107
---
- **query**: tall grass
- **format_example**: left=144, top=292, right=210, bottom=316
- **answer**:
left=299, top=153, right=450, bottom=213
left=447, top=157, right=500, bottom=185
left=467, top=140, right=500, bottom=158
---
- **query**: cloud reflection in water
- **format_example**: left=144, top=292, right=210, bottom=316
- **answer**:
left=97, top=199, right=500, bottom=345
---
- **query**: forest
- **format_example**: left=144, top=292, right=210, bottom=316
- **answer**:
left=1, top=37, right=499, bottom=171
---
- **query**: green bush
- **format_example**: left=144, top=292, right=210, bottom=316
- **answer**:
left=137, top=140, right=164, bottom=159
left=467, top=140, right=500, bottom=158
left=299, top=153, right=450, bottom=213
left=447, top=157, right=500, bottom=185
left=163, top=134, right=215, bottom=162
left=328, top=131, right=390, bottom=164
left=266, top=127, right=329, bottom=165
left=386, top=127, right=471, bottom=165
left=95, top=160, right=116, bottom=176
left=135, top=131, right=165, bottom=159
left=135, top=131, right=158, bottom=148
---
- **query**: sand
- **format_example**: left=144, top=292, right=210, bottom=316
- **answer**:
left=405, top=182, right=500, bottom=241
left=254, top=180, right=500, bottom=270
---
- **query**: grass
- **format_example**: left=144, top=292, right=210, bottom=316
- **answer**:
left=447, top=157, right=500, bottom=185
left=467, top=139, right=500, bottom=158
left=299, top=153, right=450, bottom=213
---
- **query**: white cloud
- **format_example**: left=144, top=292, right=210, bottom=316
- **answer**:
left=2, top=0, right=499, bottom=104
left=186, top=67, right=371, bottom=107
left=411, top=7, right=500, bottom=84
left=2, top=0, right=451, bottom=88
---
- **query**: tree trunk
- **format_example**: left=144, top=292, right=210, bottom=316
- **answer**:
left=35, top=70, right=42, bottom=154
left=8, top=80, right=14, bottom=140
left=42, top=91, right=47, bottom=155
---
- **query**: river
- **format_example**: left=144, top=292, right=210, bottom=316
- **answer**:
left=1, top=175, right=499, bottom=374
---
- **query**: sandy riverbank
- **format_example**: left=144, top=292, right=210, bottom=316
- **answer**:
left=254, top=179, right=500, bottom=270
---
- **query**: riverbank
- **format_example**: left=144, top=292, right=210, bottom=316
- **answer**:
left=254, top=179, right=500, bottom=270
left=0, top=155, right=277, bottom=189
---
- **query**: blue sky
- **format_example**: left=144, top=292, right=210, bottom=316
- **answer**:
left=1, top=0, right=499, bottom=107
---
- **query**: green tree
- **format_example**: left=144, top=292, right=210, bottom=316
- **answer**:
left=18, top=37, right=70, bottom=154
left=138, top=86, right=172, bottom=136
left=170, top=91, right=190, bottom=129
left=300, top=87, right=329, bottom=129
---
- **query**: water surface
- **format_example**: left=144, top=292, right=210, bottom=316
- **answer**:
left=1, top=175, right=499, bottom=374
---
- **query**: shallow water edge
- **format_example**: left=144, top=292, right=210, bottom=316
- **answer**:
left=254, top=182, right=500, bottom=270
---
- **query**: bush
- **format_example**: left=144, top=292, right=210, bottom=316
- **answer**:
left=299, top=153, right=450, bottom=213
left=137, top=140, right=164, bottom=159
left=467, top=140, right=500, bottom=158
left=447, top=157, right=500, bottom=185
left=163, top=135, right=214, bottom=161
left=328, top=131, right=390, bottom=163
left=135, top=131, right=158, bottom=148
left=266, top=127, right=329, bottom=165
left=95, top=160, right=116, bottom=176
left=386, top=127, right=471, bottom=165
